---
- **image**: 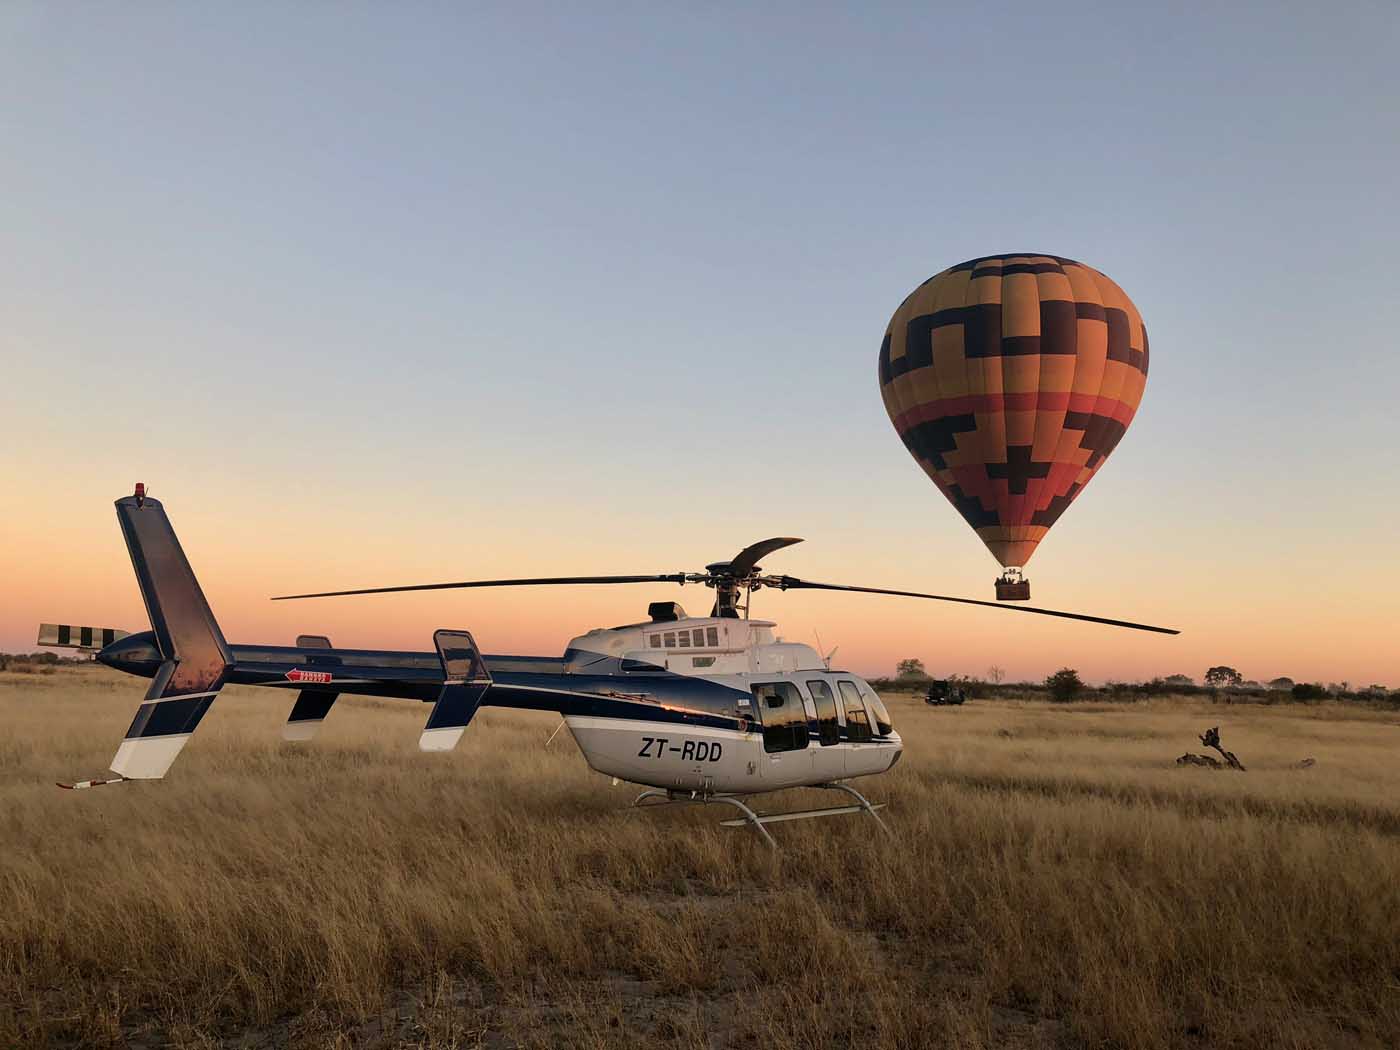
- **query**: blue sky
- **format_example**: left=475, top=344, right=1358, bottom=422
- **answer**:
left=3, top=4, right=1397, bottom=683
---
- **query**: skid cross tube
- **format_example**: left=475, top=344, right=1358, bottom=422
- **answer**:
left=632, top=788, right=778, bottom=849
left=815, top=781, right=892, bottom=836
left=632, top=782, right=892, bottom=848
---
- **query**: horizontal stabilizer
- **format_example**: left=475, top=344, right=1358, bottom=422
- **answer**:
left=420, top=630, right=491, bottom=752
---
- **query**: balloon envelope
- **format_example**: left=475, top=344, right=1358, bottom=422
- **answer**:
left=879, top=254, right=1148, bottom=569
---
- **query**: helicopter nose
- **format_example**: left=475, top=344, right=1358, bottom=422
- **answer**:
left=886, top=731, right=904, bottom=770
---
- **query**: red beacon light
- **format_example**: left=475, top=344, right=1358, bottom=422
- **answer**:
left=134, top=482, right=146, bottom=507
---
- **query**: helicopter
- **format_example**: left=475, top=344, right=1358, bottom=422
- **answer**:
left=54, top=486, right=1177, bottom=848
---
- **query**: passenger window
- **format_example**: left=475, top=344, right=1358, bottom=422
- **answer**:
left=663, top=632, right=676, bottom=648
left=859, top=684, right=893, bottom=736
left=837, top=681, right=872, bottom=742
left=692, top=628, right=705, bottom=647
left=648, top=634, right=661, bottom=649
left=806, top=680, right=841, bottom=746
left=692, top=656, right=715, bottom=668
left=677, top=632, right=690, bottom=648
left=750, top=682, right=810, bottom=754
left=706, top=627, right=719, bottom=647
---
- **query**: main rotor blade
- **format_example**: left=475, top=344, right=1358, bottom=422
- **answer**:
left=272, top=573, right=693, bottom=601
left=728, top=537, right=803, bottom=578
left=763, top=575, right=1179, bottom=635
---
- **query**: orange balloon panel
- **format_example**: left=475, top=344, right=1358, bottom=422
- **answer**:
left=879, top=255, right=1148, bottom=568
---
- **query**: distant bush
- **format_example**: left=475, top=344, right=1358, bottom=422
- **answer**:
left=1291, top=682, right=1328, bottom=700
left=1, top=652, right=81, bottom=673
left=946, top=673, right=992, bottom=699
left=1044, top=668, right=1083, bottom=703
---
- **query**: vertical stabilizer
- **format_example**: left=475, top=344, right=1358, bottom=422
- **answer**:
left=109, top=489, right=231, bottom=779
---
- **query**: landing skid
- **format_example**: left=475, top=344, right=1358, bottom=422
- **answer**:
left=632, top=781, right=891, bottom=849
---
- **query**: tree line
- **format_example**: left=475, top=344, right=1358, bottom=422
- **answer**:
left=881, top=659, right=1394, bottom=704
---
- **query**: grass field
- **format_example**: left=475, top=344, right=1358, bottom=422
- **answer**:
left=2, top=666, right=1398, bottom=1049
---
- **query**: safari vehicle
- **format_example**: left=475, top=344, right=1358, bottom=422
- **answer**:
left=925, top=679, right=968, bottom=706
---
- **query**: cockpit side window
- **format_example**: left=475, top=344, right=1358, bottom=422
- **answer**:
left=858, top=683, right=893, bottom=736
left=837, top=680, right=873, bottom=743
left=751, top=682, right=810, bottom=754
left=806, top=680, right=841, bottom=746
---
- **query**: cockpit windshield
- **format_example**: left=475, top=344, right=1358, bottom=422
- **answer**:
left=858, top=682, right=894, bottom=736
left=836, top=680, right=873, bottom=742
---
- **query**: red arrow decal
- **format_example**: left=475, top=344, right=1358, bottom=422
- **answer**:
left=286, top=669, right=333, bottom=684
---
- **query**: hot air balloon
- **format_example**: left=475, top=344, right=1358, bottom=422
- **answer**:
left=878, top=254, right=1148, bottom=601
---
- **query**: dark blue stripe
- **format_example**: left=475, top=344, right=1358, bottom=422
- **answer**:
left=125, top=696, right=215, bottom=739
left=492, top=685, right=746, bottom=731
left=425, top=683, right=487, bottom=731
left=287, top=690, right=338, bottom=724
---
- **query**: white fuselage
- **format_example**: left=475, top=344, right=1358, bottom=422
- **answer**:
left=557, top=614, right=903, bottom=795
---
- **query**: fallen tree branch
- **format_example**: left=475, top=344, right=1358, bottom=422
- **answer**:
left=1176, top=753, right=1222, bottom=768
left=1199, top=726, right=1245, bottom=771
left=1175, top=727, right=1246, bottom=771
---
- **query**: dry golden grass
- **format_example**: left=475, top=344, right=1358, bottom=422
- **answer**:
left=2, top=666, right=1398, bottom=1049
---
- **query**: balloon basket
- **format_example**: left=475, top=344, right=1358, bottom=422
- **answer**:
left=995, top=576, right=1030, bottom=601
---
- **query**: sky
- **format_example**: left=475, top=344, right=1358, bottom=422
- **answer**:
left=2, top=4, right=1397, bottom=686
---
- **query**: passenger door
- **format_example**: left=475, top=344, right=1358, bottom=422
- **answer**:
left=804, top=678, right=845, bottom=783
left=750, top=682, right=812, bottom=786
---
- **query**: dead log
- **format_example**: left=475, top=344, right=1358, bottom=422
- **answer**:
left=1176, top=753, right=1222, bottom=768
left=1199, top=726, right=1245, bottom=771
